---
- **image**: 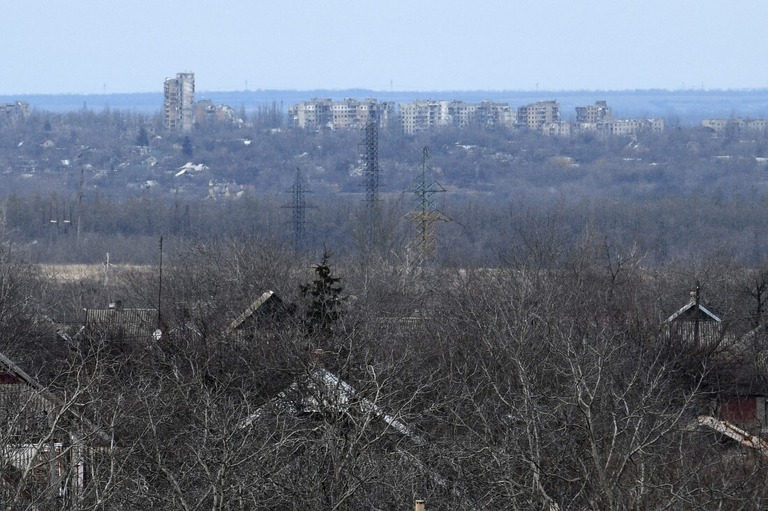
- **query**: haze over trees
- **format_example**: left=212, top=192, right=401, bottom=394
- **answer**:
left=1, top=103, right=768, bottom=266
left=1, top=101, right=768, bottom=508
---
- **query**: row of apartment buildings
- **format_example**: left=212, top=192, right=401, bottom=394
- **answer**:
left=288, top=98, right=397, bottom=131
left=288, top=98, right=514, bottom=133
left=572, top=100, right=665, bottom=136
left=163, top=72, right=662, bottom=137
left=289, top=98, right=664, bottom=136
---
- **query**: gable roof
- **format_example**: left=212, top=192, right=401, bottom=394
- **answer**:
left=666, top=298, right=721, bottom=324
left=241, top=366, right=424, bottom=445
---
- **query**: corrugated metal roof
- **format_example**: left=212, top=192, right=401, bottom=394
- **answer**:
left=84, top=308, right=157, bottom=340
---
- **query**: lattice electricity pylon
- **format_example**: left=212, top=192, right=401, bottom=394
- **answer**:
left=359, top=111, right=380, bottom=251
left=407, top=146, right=449, bottom=264
left=283, top=168, right=313, bottom=251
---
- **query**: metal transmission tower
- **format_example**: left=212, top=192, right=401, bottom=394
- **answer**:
left=283, top=168, right=312, bottom=251
left=408, top=146, right=448, bottom=264
left=359, top=112, right=380, bottom=252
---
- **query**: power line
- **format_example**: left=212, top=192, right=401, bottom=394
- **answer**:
left=407, top=146, right=449, bottom=265
left=359, top=111, right=380, bottom=253
left=283, top=167, right=313, bottom=251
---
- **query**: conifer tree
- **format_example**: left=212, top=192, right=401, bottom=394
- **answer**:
left=300, top=249, right=345, bottom=341
left=182, top=136, right=193, bottom=158
left=136, top=126, right=150, bottom=147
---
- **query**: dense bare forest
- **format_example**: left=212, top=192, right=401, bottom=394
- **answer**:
left=2, top=107, right=768, bottom=509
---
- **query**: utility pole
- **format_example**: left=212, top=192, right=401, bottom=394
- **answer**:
left=76, top=167, right=84, bottom=245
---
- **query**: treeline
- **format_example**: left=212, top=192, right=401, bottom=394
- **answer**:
left=3, top=187, right=768, bottom=268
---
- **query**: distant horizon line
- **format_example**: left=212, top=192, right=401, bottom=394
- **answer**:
left=3, top=86, right=768, bottom=97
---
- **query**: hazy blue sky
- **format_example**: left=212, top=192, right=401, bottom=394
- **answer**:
left=3, top=0, right=767, bottom=94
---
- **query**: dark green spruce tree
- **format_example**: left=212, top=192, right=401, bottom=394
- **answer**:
left=135, top=126, right=150, bottom=147
left=300, top=249, right=346, bottom=344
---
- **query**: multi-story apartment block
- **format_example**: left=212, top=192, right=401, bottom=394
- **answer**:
left=575, top=100, right=612, bottom=124
left=398, top=100, right=514, bottom=134
left=702, top=119, right=733, bottom=133
left=603, top=118, right=664, bottom=136
left=517, top=100, right=561, bottom=130
left=289, top=98, right=332, bottom=130
left=289, top=98, right=394, bottom=130
left=358, top=99, right=396, bottom=127
left=331, top=99, right=357, bottom=129
left=747, top=119, right=768, bottom=131
left=164, top=72, right=195, bottom=131
left=702, top=118, right=768, bottom=134
left=543, top=121, right=572, bottom=137
left=399, top=100, right=437, bottom=134
left=441, top=100, right=476, bottom=127
left=0, top=101, right=29, bottom=123
left=476, top=101, right=515, bottom=128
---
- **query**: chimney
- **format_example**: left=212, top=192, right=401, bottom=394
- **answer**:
left=415, top=500, right=425, bottom=511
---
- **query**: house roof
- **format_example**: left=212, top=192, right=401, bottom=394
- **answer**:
left=0, top=350, right=111, bottom=446
left=84, top=307, right=158, bottom=340
left=666, top=298, right=722, bottom=324
left=227, top=290, right=276, bottom=332
left=698, top=415, right=768, bottom=458
left=241, top=366, right=424, bottom=445
left=226, top=290, right=293, bottom=334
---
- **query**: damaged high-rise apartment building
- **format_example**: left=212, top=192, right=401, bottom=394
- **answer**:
left=164, top=72, right=195, bottom=131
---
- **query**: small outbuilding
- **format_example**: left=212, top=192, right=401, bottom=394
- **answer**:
left=665, top=285, right=723, bottom=347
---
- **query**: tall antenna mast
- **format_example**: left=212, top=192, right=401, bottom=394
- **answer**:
left=360, top=111, right=380, bottom=253
left=407, top=146, right=448, bottom=265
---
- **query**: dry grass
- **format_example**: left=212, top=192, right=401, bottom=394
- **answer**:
left=40, top=264, right=151, bottom=282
